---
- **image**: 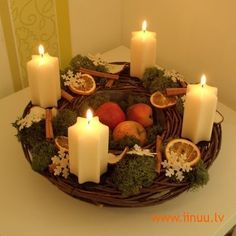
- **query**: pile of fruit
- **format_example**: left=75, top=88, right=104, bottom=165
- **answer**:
left=95, top=102, right=152, bottom=146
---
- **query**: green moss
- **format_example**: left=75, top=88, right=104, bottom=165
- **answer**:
left=69, top=54, right=107, bottom=72
left=109, top=135, right=141, bottom=150
left=12, top=119, right=45, bottom=147
left=176, top=97, right=184, bottom=116
left=186, top=160, right=209, bottom=190
left=31, top=141, right=57, bottom=172
left=146, top=124, right=164, bottom=144
left=53, top=109, right=77, bottom=136
left=143, top=67, right=180, bottom=93
left=112, top=154, right=157, bottom=197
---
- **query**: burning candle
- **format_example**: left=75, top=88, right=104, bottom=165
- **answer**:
left=27, top=45, right=61, bottom=108
left=68, top=109, right=109, bottom=184
left=130, top=20, right=157, bottom=79
left=181, top=75, right=218, bottom=143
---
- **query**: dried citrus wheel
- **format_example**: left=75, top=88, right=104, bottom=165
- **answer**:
left=150, top=91, right=177, bottom=109
left=165, top=138, right=201, bottom=166
left=69, top=74, right=96, bottom=95
left=55, top=136, right=69, bottom=152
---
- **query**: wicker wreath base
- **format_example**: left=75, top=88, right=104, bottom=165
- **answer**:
left=20, top=66, right=222, bottom=207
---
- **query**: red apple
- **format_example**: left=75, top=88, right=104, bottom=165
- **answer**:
left=95, top=102, right=126, bottom=129
left=127, top=103, right=153, bottom=127
left=113, top=121, right=147, bottom=146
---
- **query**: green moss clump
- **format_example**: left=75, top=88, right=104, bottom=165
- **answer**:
left=186, top=160, right=209, bottom=190
left=53, top=109, right=77, bottom=136
left=31, top=141, right=57, bottom=172
left=12, top=120, right=45, bottom=147
left=146, top=124, right=164, bottom=144
left=109, top=135, right=141, bottom=150
left=112, top=154, right=157, bottom=197
left=69, top=55, right=107, bottom=72
left=143, top=67, right=180, bottom=93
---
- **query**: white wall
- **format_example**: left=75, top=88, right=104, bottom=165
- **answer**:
left=69, top=0, right=123, bottom=56
left=0, top=17, right=13, bottom=99
left=122, top=0, right=236, bottom=110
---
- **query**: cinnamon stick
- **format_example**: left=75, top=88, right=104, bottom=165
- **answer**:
left=155, top=135, right=163, bottom=174
left=105, top=80, right=115, bottom=88
left=80, top=67, right=119, bottom=80
left=165, top=87, right=187, bottom=97
left=45, top=109, right=54, bottom=140
left=61, top=89, right=74, bottom=103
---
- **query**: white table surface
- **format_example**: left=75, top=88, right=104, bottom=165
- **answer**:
left=0, top=46, right=236, bottom=236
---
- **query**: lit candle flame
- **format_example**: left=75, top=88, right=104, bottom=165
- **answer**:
left=38, top=45, right=45, bottom=57
left=142, top=20, right=147, bottom=32
left=86, top=109, right=93, bottom=125
left=200, top=74, right=206, bottom=88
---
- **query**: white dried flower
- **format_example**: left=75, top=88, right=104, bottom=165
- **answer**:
left=17, top=107, right=45, bottom=130
left=51, top=151, right=70, bottom=179
left=16, top=106, right=57, bottom=130
left=163, top=69, right=184, bottom=83
left=87, top=53, right=108, bottom=66
left=127, top=144, right=155, bottom=157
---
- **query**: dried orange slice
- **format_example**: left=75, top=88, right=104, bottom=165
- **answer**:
left=55, top=136, right=69, bottom=152
left=165, top=138, right=201, bottom=166
left=150, top=91, right=177, bottom=109
left=69, top=74, right=96, bottom=95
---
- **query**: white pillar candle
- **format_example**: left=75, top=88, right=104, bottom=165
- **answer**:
left=130, top=20, right=157, bottom=79
left=68, top=109, right=109, bottom=184
left=27, top=45, right=61, bottom=108
left=181, top=75, right=218, bottom=144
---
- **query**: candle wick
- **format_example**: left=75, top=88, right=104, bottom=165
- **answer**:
left=40, top=53, right=44, bottom=58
